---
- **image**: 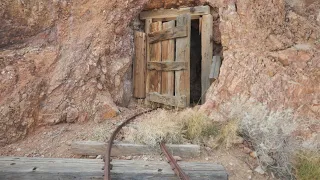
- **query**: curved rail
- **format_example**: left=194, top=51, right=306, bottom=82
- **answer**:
left=160, top=142, right=190, bottom=180
left=104, top=109, right=154, bottom=180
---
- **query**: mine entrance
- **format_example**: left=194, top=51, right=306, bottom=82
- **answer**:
left=133, top=6, right=214, bottom=108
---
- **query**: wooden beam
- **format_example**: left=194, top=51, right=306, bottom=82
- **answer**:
left=133, top=31, right=146, bottom=98
left=161, top=21, right=175, bottom=96
left=147, top=92, right=187, bottom=108
left=148, top=25, right=187, bottom=44
left=140, top=6, right=210, bottom=20
left=152, top=15, right=200, bottom=22
left=146, top=22, right=162, bottom=94
left=71, top=141, right=199, bottom=158
left=0, top=157, right=228, bottom=180
left=175, top=14, right=191, bottom=106
left=147, top=62, right=187, bottom=71
left=201, top=14, right=213, bottom=104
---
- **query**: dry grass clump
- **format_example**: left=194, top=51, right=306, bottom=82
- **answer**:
left=126, top=109, right=184, bottom=146
left=178, top=109, right=219, bottom=142
left=209, top=119, right=241, bottom=149
left=294, top=151, right=320, bottom=180
left=90, top=124, right=111, bottom=142
left=124, top=108, right=219, bottom=146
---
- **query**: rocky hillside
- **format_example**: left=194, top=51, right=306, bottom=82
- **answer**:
left=0, top=0, right=319, bottom=146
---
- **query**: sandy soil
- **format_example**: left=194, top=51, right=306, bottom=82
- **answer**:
left=0, top=106, right=271, bottom=180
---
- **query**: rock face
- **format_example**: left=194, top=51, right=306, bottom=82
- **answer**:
left=0, top=0, right=150, bottom=146
left=202, top=0, right=320, bottom=121
left=0, top=0, right=319, bottom=146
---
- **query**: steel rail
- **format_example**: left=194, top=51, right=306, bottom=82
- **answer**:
left=104, top=109, right=154, bottom=180
left=160, top=141, right=190, bottom=180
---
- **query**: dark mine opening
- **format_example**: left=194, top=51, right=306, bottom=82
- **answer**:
left=190, top=20, right=202, bottom=105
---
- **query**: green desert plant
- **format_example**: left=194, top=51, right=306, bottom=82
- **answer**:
left=294, top=151, right=320, bottom=180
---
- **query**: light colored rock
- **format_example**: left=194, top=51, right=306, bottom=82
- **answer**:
left=125, top=156, right=132, bottom=160
left=254, top=166, right=265, bottom=175
left=66, top=107, right=79, bottom=123
left=173, top=156, right=182, bottom=161
left=249, top=151, right=257, bottom=159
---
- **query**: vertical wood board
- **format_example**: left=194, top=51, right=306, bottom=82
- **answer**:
left=201, top=14, right=213, bottom=104
left=175, top=14, right=191, bottom=105
left=133, top=31, right=146, bottom=98
left=144, top=19, right=152, bottom=105
left=147, top=22, right=162, bottom=94
left=161, top=21, right=175, bottom=96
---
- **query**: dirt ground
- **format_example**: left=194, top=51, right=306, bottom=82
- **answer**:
left=0, top=106, right=271, bottom=180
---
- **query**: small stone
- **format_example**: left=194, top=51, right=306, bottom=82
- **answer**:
left=125, top=156, right=132, bottom=160
left=243, top=147, right=252, bottom=154
left=65, top=141, right=72, bottom=146
left=229, top=162, right=233, bottom=166
left=97, top=83, right=103, bottom=90
left=16, top=148, right=21, bottom=152
left=254, top=166, right=265, bottom=175
left=143, top=157, right=148, bottom=161
left=205, top=147, right=212, bottom=151
left=205, top=157, right=209, bottom=161
left=88, top=155, right=96, bottom=159
left=249, top=151, right=257, bottom=158
left=96, top=155, right=102, bottom=159
left=173, top=156, right=182, bottom=161
left=248, top=175, right=252, bottom=179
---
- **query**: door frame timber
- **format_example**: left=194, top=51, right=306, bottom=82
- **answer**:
left=134, top=5, right=213, bottom=107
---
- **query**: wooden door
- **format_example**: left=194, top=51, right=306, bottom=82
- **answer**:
left=145, top=14, right=191, bottom=108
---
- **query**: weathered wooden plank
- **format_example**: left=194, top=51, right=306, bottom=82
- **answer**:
left=210, top=55, right=222, bottom=79
left=175, top=14, right=191, bottom=106
left=201, top=14, right=213, bottom=104
left=71, top=141, right=199, bottom=158
left=146, top=22, right=162, bottom=95
left=147, top=62, right=187, bottom=71
left=144, top=19, right=152, bottom=106
left=140, top=6, right=210, bottom=20
left=133, top=31, right=146, bottom=98
left=147, top=92, right=187, bottom=108
left=161, top=21, right=175, bottom=96
left=152, top=15, right=201, bottom=22
left=145, top=19, right=152, bottom=65
left=0, top=157, right=228, bottom=180
left=148, top=25, right=187, bottom=44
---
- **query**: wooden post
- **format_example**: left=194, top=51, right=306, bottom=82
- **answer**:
left=161, top=20, right=175, bottom=96
left=201, top=14, right=213, bottom=104
left=145, top=19, right=152, bottom=105
left=175, top=14, right=191, bottom=106
left=133, top=31, right=146, bottom=98
left=146, top=22, right=162, bottom=94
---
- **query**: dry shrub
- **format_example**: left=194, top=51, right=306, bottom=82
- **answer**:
left=294, top=151, right=320, bottom=180
left=219, top=96, right=299, bottom=178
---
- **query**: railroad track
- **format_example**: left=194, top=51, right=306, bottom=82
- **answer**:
left=104, top=109, right=190, bottom=180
